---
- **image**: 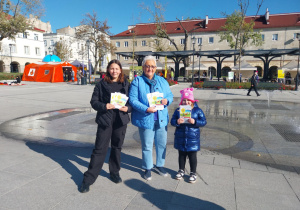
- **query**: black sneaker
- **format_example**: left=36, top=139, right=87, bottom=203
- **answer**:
left=154, top=166, right=168, bottom=177
left=144, top=169, right=152, bottom=181
left=110, top=173, right=122, bottom=184
left=79, top=182, right=90, bottom=193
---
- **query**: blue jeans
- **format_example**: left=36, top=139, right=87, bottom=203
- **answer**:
left=138, top=121, right=167, bottom=170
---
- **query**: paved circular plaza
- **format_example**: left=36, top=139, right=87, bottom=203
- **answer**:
left=1, top=96, right=299, bottom=173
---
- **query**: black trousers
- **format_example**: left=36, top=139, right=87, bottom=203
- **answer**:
left=247, top=85, right=259, bottom=96
left=83, top=114, right=127, bottom=185
left=178, top=150, right=197, bottom=173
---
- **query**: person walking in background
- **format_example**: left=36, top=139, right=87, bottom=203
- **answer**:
left=129, top=55, right=173, bottom=181
left=247, top=71, right=260, bottom=96
left=76, top=70, right=83, bottom=85
left=79, top=60, right=131, bottom=193
left=171, top=70, right=174, bottom=81
left=171, top=88, right=207, bottom=183
left=71, top=69, right=75, bottom=82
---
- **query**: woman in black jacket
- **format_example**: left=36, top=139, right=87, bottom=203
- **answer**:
left=80, top=60, right=131, bottom=193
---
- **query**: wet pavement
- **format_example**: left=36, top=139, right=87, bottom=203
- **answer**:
left=1, top=88, right=300, bottom=173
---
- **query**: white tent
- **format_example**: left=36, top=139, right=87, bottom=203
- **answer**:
left=232, top=60, right=257, bottom=78
left=232, top=60, right=257, bottom=71
left=280, top=60, right=300, bottom=71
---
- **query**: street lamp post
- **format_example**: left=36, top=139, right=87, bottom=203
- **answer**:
left=48, top=47, right=52, bottom=61
left=198, top=43, right=202, bottom=82
left=9, top=44, right=12, bottom=72
left=86, top=40, right=91, bottom=83
left=295, top=33, right=300, bottom=91
left=191, top=36, right=196, bottom=87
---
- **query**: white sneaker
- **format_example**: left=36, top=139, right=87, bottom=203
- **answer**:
left=175, top=169, right=185, bottom=180
left=189, top=173, right=197, bottom=183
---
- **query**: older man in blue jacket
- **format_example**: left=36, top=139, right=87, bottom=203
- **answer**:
left=129, top=55, right=173, bottom=181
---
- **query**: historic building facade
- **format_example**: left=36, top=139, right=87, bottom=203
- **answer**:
left=111, top=10, right=300, bottom=80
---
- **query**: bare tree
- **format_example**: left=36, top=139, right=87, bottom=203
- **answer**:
left=54, top=38, right=73, bottom=62
left=140, top=1, right=202, bottom=76
left=76, top=11, right=116, bottom=73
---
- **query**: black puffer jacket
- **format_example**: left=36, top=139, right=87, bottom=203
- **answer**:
left=90, top=79, right=132, bottom=127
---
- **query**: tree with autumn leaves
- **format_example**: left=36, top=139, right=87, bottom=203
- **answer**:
left=0, top=0, right=44, bottom=41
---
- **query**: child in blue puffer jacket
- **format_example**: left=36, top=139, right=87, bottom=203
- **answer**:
left=171, top=88, right=207, bottom=183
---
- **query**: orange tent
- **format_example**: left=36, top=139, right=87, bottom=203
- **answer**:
left=22, top=62, right=77, bottom=83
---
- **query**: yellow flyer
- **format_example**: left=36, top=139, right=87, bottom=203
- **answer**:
left=179, top=105, right=192, bottom=123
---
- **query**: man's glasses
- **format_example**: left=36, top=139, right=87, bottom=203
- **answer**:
left=144, top=65, right=156, bottom=69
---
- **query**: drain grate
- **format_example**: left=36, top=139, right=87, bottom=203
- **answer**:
left=252, top=104, right=289, bottom=110
left=271, top=124, right=300, bottom=142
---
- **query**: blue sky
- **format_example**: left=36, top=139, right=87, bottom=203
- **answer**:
left=41, top=0, right=300, bottom=35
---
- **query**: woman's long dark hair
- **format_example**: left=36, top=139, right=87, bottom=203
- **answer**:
left=104, top=59, right=124, bottom=83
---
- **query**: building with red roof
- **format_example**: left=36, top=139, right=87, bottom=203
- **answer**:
left=111, top=10, right=300, bottom=80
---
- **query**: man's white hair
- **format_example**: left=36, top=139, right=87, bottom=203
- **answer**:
left=142, top=55, right=157, bottom=66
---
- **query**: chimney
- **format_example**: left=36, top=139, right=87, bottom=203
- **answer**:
left=204, top=15, right=208, bottom=28
left=265, top=8, right=269, bottom=24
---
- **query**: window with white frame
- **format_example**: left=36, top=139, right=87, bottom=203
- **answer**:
left=272, top=34, right=278, bottom=41
left=124, top=41, right=129, bottom=47
left=116, top=41, right=120, bottom=47
left=45, top=51, right=47, bottom=56
left=24, top=46, right=30, bottom=55
left=35, top=47, right=40, bottom=55
left=10, top=44, right=16, bottom=53
left=133, top=41, right=137, bottom=46
left=156, top=56, right=159, bottom=60
left=208, top=37, right=214, bottom=44
left=169, top=39, right=174, bottom=45
left=261, top=34, right=265, bottom=41
left=23, top=32, right=28, bottom=38
left=34, top=34, right=38, bottom=40
left=180, top=39, right=185, bottom=45
left=293, top=33, right=299, bottom=40
left=155, top=39, right=160, bottom=45
left=141, top=40, right=146, bottom=46
left=197, top=38, right=202, bottom=45
left=50, top=40, right=54, bottom=46
left=124, top=56, right=128, bottom=60
left=44, top=40, right=47, bottom=46
left=117, top=54, right=120, bottom=60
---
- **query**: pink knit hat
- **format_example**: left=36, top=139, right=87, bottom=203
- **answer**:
left=179, top=88, right=199, bottom=105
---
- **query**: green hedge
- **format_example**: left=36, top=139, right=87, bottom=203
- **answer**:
left=0, top=73, right=23, bottom=80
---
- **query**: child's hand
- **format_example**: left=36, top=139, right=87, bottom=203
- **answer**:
left=177, top=118, right=184, bottom=124
left=188, top=118, right=195, bottom=124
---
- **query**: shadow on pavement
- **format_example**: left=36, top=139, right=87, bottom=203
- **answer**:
left=26, top=142, right=143, bottom=186
left=124, top=179, right=225, bottom=209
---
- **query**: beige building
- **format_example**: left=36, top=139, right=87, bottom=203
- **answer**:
left=111, top=10, right=300, bottom=80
